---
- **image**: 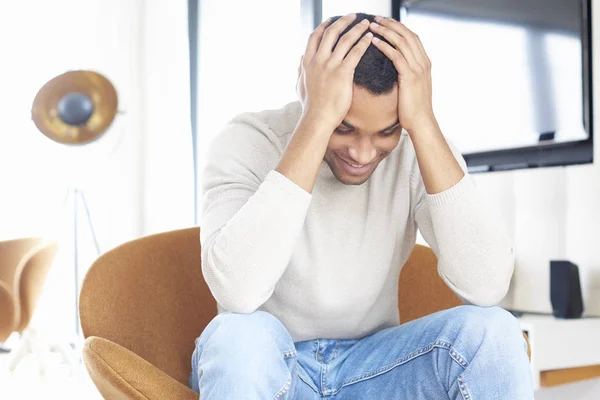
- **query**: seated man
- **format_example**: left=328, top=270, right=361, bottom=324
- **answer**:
left=190, top=12, right=533, bottom=399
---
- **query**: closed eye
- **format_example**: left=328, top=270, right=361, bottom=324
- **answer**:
left=334, top=128, right=353, bottom=135
left=335, top=127, right=399, bottom=136
left=381, top=127, right=400, bottom=137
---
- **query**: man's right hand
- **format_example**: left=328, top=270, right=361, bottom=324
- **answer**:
left=278, top=14, right=371, bottom=194
left=297, top=14, right=373, bottom=130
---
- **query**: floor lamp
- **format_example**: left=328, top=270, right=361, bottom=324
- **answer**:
left=67, top=187, right=101, bottom=336
left=31, top=70, right=118, bottom=339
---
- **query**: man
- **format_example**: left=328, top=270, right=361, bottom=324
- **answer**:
left=190, top=13, right=533, bottom=399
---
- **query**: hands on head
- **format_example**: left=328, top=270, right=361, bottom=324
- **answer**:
left=297, top=14, right=373, bottom=129
left=297, top=13, right=435, bottom=135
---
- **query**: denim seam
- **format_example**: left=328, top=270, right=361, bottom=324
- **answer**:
left=297, top=371, right=320, bottom=394
left=340, top=339, right=461, bottom=388
left=321, top=364, right=328, bottom=395
left=449, top=347, right=469, bottom=368
left=457, top=374, right=471, bottom=400
left=273, top=376, right=292, bottom=400
left=282, top=349, right=297, bottom=359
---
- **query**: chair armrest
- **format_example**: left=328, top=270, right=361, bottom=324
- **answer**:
left=0, top=280, right=17, bottom=341
left=82, top=337, right=199, bottom=400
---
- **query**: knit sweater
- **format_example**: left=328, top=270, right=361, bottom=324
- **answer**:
left=199, top=101, right=514, bottom=342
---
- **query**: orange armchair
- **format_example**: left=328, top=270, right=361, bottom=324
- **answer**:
left=0, top=238, right=56, bottom=342
left=79, top=227, right=527, bottom=399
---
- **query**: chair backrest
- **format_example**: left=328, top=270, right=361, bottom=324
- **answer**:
left=398, top=244, right=463, bottom=324
left=80, top=228, right=461, bottom=387
left=16, top=241, right=58, bottom=332
left=0, top=238, right=45, bottom=293
left=0, top=280, right=17, bottom=341
left=0, top=237, right=46, bottom=340
left=79, top=227, right=215, bottom=386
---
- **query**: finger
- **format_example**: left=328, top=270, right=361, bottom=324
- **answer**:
left=304, top=18, right=332, bottom=65
left=412, top=32, right=431, bottom=67
left=375, top=16, right=416, bottom=41
left=373, top=17, right=426, bottom=67
left=375, top=16, right=429, bottom=63
left=369, top=21, right=420, bottom=69
left=316, top=13, right=357, bottom=59
left=372, top=36, right=410, bottom=76
left=330, top=18, right=370, bottom=63
left=343, top=32, right=373, bottom=70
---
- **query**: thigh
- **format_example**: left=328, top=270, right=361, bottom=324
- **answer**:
left=330, top=309, right=463, bottom=399
left=332, top=305, right=523, bottom=399
left=189, top=311, right=321, bottom=399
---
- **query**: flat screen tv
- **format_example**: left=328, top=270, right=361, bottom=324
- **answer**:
left=393, top=0, right=593, bottom=172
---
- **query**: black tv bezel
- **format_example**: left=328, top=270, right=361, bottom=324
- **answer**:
left=393, top=0, right=594, bottom=173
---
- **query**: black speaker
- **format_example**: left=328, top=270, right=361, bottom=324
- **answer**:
left=550, top=260, right=584, bottom=319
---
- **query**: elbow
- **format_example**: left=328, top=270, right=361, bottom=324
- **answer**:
left=458, top=263, right=514, bottom=307
left=201, top=252, right=270, bottom=314
left=215, top=296, right=264, bottom=315
left=443, top=250, right=515, bottom=307
left=461, top=282, right=510, bottom=307
left=202, top=270, right=268, bottom=314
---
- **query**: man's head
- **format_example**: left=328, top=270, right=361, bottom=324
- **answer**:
left=322, top=13, right=402, bottom=185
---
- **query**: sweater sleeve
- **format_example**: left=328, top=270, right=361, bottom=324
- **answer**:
left=199, top=119, right=312, bottom=314
left=412, top=140, right=515, bottom=306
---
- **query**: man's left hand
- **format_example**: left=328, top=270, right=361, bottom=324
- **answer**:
left=369, top=16, right=435, bottom=135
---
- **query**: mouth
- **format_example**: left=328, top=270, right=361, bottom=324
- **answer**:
left=336, top=154, right=374, bottom=176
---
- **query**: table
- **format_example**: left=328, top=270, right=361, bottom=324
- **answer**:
left=519, top=314, right=600, bottom=389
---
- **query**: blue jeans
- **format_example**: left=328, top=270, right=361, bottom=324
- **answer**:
left=189, top=306, right=533, bottom=399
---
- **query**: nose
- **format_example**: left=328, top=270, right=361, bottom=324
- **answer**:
left=348, top=138, right=377, bottom=165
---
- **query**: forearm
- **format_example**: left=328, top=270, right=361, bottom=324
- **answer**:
left=276, top=113, right=334, bottom=194
left=408, top=118, right=464, bottom=195
left=416, top=177, right=515, bottom=306
left=202, top=170, right=312, bottom=314
left=412, top=122, right=514, bottom=305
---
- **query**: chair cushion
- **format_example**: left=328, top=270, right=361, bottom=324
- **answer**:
left=83, top=336, right=198, bottom=400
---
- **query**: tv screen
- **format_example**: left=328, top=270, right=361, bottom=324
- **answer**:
left=395, top=0, right=593, bottom=171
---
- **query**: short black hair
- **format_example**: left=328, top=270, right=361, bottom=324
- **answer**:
left=329, top=13, right=398, bottom=95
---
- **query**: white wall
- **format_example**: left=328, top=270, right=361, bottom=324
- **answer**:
left=470, top=0, right=600, bottom=396
left=475, top=2, right=600, bottom=317
left=322, top=0, right=391, bottom=19
left=0, top=0, right=147, bottom=339
left=4, top=0, right=195, bottom=339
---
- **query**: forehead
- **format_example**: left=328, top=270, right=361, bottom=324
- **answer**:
left=345, top=85, right=398, bottom=131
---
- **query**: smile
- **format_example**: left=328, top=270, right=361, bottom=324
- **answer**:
left=337, top=155, right=373, bottom=175
left=346, top=160, right=366, bottom=168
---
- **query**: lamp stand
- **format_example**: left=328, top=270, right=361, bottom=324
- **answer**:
left=64, top=187, right=100, bottom=338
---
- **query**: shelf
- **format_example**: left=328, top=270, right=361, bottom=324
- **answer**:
left=519, top=314, right=600, bottom=389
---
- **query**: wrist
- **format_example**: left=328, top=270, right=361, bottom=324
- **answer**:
left=299, top=109, right=339, bottom=135
left=405, top=114, right=439, bottom=137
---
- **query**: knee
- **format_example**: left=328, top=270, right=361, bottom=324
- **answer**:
left=211, top=310, right=288, bottom=335
left=444, top=306, right=524, bottom=349
left=195, top=311, right=293, bottom=354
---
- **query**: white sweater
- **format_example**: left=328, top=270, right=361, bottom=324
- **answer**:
left=200, top=101, right=514, bottom=342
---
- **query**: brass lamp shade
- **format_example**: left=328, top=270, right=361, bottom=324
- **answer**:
left=31, top=70, right=118, bottom=145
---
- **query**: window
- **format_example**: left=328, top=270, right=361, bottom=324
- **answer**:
left=193, top=0, right=307, bottom=203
